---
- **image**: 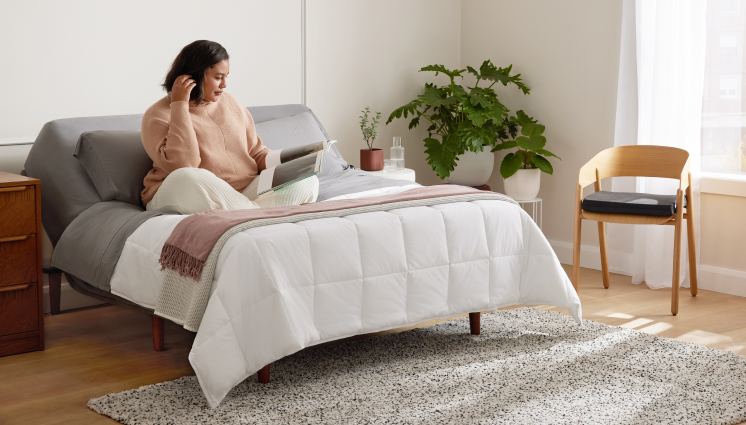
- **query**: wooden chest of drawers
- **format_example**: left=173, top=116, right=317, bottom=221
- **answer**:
left=0, top=171, right=44, bottom=356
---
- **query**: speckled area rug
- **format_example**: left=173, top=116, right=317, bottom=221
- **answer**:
left=89, top=308, right=746, bottom=425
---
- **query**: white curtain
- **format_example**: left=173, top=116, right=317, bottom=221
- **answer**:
left=612, top=0, right=707, bottom=289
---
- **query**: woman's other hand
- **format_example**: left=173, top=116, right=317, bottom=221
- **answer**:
left=171, top=75, right=196, bottom=103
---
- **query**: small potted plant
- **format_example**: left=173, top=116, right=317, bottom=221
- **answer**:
left=359, top=106, right=383, bottom=171
left=493, top=111, right=560, bottom=200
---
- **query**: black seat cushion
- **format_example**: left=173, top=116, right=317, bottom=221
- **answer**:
left=582, top=191, right=687, bottom=217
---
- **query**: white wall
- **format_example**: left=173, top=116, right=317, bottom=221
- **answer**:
left=459, top=0, right=746, bottom=299
left=0, top=0, right=301, bottom=141
left=306, top=0, right=461, bottom=187
left=460, top=0, right=624, bottom=254
left=0, top=0, right=302, bottom=311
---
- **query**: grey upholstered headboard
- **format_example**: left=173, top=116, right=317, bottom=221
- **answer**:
left=24, top=104, right=330, bottom=247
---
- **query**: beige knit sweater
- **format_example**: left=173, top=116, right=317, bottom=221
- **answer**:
left=140, top=91, right=269, bottom=206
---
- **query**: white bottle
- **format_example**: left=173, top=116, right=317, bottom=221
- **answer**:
left=391, top=137, right=405, bottom=170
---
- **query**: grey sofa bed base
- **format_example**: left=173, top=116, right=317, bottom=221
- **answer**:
left=64, top=272, right=151, bottom=313
left=58, top=271, right=167, bottom=351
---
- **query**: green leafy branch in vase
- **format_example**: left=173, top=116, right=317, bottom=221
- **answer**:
left=360, top=106, right=382, bottom=150
left=385, top=60, right=560, bottom=179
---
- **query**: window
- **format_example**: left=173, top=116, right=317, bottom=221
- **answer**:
left=720, top=35, right=738, bottom=57
left=701, top=0, right=746, bottom=175
left=720, top=0, right=737, bottom=13
left=719, top=76, right=740, bottom=98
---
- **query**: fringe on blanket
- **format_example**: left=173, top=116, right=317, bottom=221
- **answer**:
left=159, top=244, right=204, bottom=281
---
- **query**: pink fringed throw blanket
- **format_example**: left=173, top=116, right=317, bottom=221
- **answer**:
left=159, top=185, right=509, bottom=280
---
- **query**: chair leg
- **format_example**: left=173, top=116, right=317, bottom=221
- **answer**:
left=48, top=272, right=61, bottom=315
left=152, top=316, right=165, bottom=351
left=572, top=185, right=583, bottom=293
left=598, top=222, right=610, bottom=289
left=686, top=181, right=697, bottom=297
left=469, top=312, right=481, bottom=335
left=258, top=364, right=270, bottom=384
left=671, top=190, right=685, bottom=316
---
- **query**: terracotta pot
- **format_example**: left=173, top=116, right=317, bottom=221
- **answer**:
left=360, top=148, right=384, bottom=171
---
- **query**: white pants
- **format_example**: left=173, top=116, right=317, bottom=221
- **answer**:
left=146, top=168, right=319, bottom=214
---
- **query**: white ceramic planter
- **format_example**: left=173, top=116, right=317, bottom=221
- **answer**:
left=503, top=168, right=541, bottom=200
left=446, top=149, right=494, bottom=187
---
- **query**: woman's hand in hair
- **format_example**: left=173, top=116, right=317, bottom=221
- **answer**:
left=171, top=75, right=196, bottom=103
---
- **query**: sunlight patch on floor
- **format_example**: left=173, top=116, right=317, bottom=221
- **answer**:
left=638, top=322, right=673, bottom=335
left=677, top=330, right=734, bottom=346
left=723, top=344, right=746, bottom=354
left=606, top=312, right=635, bottom=319
left=618, top=318, right=654, bottom=329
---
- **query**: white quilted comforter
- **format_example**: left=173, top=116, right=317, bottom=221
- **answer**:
left=111, top=193, right=582, bottom=408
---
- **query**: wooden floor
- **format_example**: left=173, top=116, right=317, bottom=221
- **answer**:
left=1, top=265, right=746, bottom=424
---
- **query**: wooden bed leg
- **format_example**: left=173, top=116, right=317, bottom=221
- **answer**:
left=152, top=316, right=164, bottom=351
left=469, top=312, right=481, bottom=335
left=258, top=364, right=270, bottom=384
left=48, top=271, right=61, bottom=315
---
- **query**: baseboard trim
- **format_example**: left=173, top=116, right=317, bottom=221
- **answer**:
left=0, top=137, right=35, bottom=146
left=549, top=239, right=746, bottom=297
left=698, top=265, right=746, bottom=298
left=548, top=239, right=633, bottom=276
left=42, top=275, right=105, bottom=314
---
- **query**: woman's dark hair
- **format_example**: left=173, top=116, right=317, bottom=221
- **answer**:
left=162, top=40, right=229, bottom=105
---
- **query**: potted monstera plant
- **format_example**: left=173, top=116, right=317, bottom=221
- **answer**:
left=386, top=60, right=559, bottom=199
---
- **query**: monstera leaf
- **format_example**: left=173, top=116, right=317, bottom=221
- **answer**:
left=514, top=110, right=537, bottom=126
left=419, top=85, right=458, bottom=109
left=420, top=64, right=464, bottom=81
left=386, top=99, right=421, bottom=124
left=458, top=123, right=494, bottom=153
left=424, top=135, right=461, bottom=178
left=478, top=61, right=530, bottom=95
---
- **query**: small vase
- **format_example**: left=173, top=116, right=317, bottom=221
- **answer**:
left=390, top=137, right=405, bottom=169
left=503, top=168, right=541, bottom=200
left=360, top=148, right=384, bottom=171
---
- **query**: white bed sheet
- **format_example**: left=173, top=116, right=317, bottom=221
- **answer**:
left=110, top=189, right=582, bottom=408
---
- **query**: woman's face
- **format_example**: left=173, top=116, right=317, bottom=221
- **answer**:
left=201, top=59, right=229, bottom=103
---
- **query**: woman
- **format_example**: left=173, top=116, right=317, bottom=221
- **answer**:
left=141, top=40, right=318, bottom=214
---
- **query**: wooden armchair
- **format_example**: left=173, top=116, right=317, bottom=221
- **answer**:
left=572, top=145, right=697, bottom=315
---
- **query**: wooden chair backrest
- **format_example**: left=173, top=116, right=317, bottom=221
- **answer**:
left=578, top=145, right=690, bottom=190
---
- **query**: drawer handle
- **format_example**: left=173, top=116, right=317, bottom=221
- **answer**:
left=0, top=186, right=29, bottom=193
left=0, top=235, right=30, bottom=244
left=0, top=284, right=30, bottom=293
